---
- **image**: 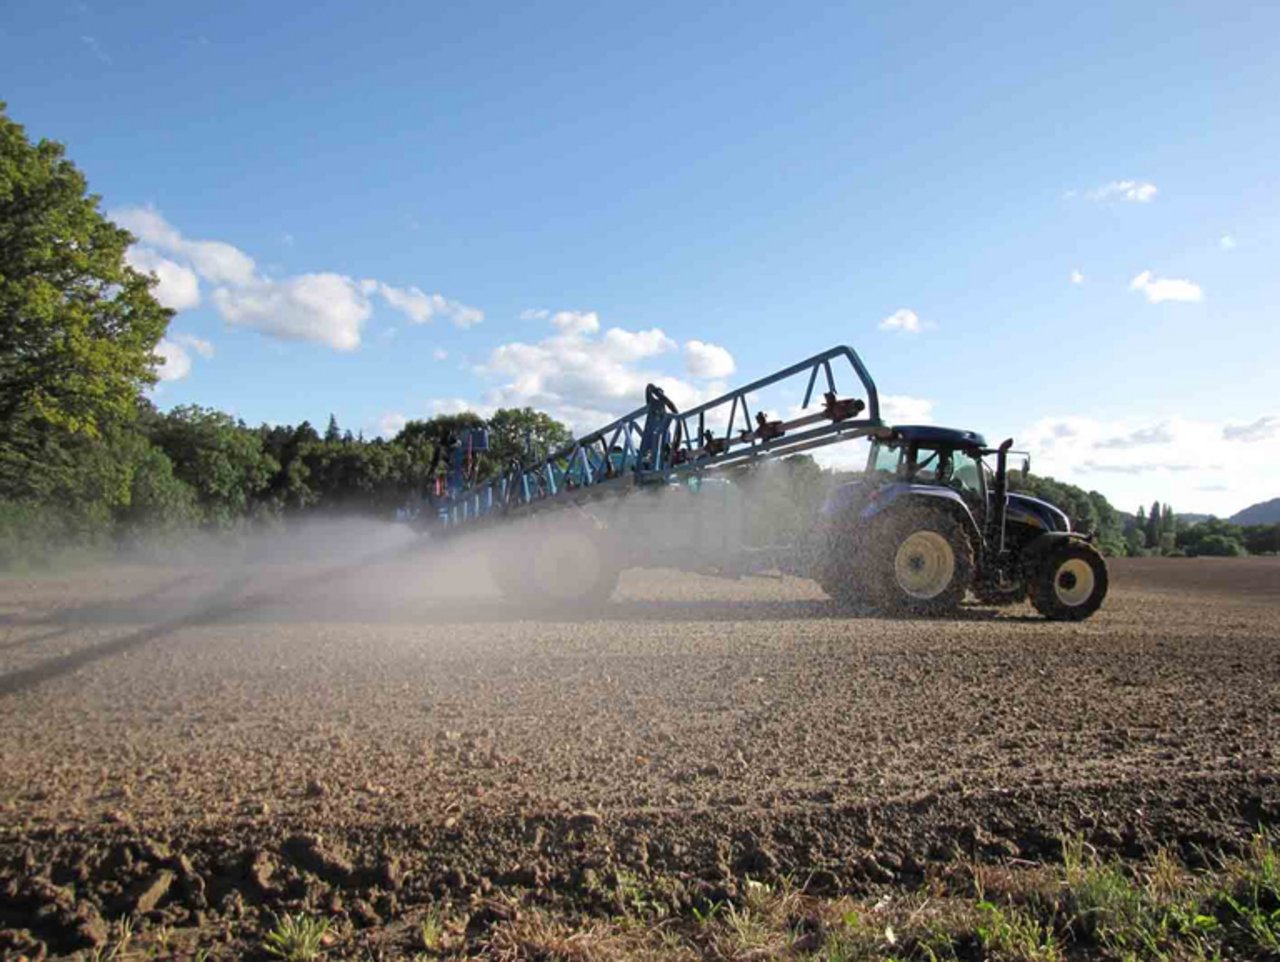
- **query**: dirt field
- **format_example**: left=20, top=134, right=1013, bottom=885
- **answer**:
left=1, top=540, right=1277, bottom=958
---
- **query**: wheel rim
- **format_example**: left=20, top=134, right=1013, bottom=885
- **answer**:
left=893, top=531, right=956, bottom=600
left=1053, top=557, right=1095, bottom=607
left=530, top=529, right=601, bottom=601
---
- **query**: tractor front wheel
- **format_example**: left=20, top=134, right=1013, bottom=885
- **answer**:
left=867, top=508, right=974, bottom=616
left=1029, top=540, right=1108, bottom=621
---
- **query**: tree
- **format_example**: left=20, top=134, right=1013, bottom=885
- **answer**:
left=146, top=406, right=278, bottom=527
left=0, top=104, right=170, bottom=453
left=324, top=414, right=341, bottom=443
left=1176, top=518, right=1246, bottom=558
left=487, top=407, right=573, bottom=470
left=1145, top=500, right=1162, bottom=548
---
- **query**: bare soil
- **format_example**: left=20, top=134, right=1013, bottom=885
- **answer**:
left=1, top=542, right=1277, bottom=958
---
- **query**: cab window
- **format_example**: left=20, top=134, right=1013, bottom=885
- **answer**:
left=869, top=442, right=902, bottom=474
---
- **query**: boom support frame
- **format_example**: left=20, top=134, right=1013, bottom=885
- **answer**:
left=435, top=345, right=882, bottom=528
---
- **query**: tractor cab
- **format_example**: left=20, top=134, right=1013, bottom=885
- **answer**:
left=867, top=425, right=990, bottom=507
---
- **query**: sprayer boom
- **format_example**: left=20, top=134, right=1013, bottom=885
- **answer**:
left=434, top=345, right=882, bottom=529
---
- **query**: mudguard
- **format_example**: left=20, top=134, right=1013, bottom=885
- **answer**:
left=858, top=483, right=984, bottom=545
left=1020, top=531, right=1095, bottom=566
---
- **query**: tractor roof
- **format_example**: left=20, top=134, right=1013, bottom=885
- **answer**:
left=889, top=425, right=988, bottom=448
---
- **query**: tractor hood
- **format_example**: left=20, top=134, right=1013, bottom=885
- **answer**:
left=1006, top=492, right=1071, bottom=532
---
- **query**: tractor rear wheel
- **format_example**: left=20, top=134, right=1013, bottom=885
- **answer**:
left=523, top=517, right=622, bottom=609
left=814, top=519, right=873, bottom=606
left=867, top=507, right=973, bottom=616
left=1029, top=539, right=1108, bottom=620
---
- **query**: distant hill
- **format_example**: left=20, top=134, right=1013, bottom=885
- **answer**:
left=1177, top=513, right=1213, bottom=526
left=1230, top=498, right=1280, bottom=526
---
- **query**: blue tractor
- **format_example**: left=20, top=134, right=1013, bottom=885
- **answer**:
left=810, top=424, right=1108, bottom=619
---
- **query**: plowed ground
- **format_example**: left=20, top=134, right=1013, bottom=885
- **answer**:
left=1, top=540, right=1277, bottom=958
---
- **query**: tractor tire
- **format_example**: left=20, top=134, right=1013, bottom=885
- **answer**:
left=487, top=543, right=530, bottom=600
left=813, top=518, right=873, bottom=606
left=1029, top=539, right=1108, bottom=621
left=521, top=518, right=622, bottom=610
left=865, top=507, right=974, bottom=616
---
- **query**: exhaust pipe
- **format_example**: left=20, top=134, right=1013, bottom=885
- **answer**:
left=992, top=438, right=1014, bottom=557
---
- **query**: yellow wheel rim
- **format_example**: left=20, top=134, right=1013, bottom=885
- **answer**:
left=1053, top=557, right=1095, bottom=607
left=893, top=531, right=956, bottom=600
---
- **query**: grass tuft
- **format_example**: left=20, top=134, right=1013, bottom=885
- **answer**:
left=263, top=912, right=331, bottom=961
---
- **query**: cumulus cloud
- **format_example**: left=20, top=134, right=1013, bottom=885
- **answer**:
left=880, top=394, right=935, bottom=424
left=360, top=280, right=483, bottom=329
left=111, top=205, right=481, bottom=349
left=213, top=273, right=371, bottom=351
left=172, top=333, right=215, bottom=358
left=115, top=206, right=256, bottom=286
left=1129, top=270, right=1203, bottom=304
left=1223, top=416, right=1279, bottom=442
left=126, top=247, right=201, bottom=310
left=549, top=310, right=601, bottom=336
left=378, top=412, right=408, bottom=438
left=1070, top=269, right=1084, bottom=285
left=520, top=308, right=551, bottom=321
left=1088, top=180, right=1158, bottom=203
left=879, top=308, right=924, bottom=334
left=154, top=338, right=192, bottom=382
left=473, top=312, right=723, bottom=431
left=1095, top=422, right=1175, bottom=449
left=1019, top=414, right=1280, bottom=512
left=684, top=340, right=736, bottom=379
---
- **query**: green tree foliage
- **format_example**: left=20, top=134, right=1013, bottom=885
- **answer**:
left=1176, top=518, right=1247, bottom=557
left=1242, top=523, right=1280, bottom=555
left=487, top=407, right=574, bottom=470
left=144, top=405, right=278, bottom=528
left=0, top=104, right=170, bottom=447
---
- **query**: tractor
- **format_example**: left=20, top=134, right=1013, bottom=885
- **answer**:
left=809, top=425, right=1108, bottom=619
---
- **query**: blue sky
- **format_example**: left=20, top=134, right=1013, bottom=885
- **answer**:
left=3, top=1, right=1278, bottom=514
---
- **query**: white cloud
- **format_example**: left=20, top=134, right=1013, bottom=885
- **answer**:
left=549, top=310, right=601, bottom=336
left=173, top=333, right=215, bottom=358
left=475, top=311, right=721, bottom=431
left=111, top=206, right=482, bottom=349
left=433, top=348, right=449, bottom=361
left=602, top=327, right=676, bottom=361
left=428, top=397, right=495, bottom=417
left=154, top=338, right=192, bottom=382
left=880, top=394, right=935, bottom=424
left=1220, top=234, right=1237, bottom=250
left=1087, top=180, right=1158, bottom=203
left=126, top=247, right=201, bottom=310
left=1070, top=269, right=1085, bottom=285
left=378, top=412, right=407, bottom=438
left=879, top=308, right=924, bottom=334
left=213, top=273, right=371, bottom=351
left=520, top=308, right=551, bottom=321
left=1128, top=270, right=1203, bottom=304
left=361, top=280, right=483, bottom=329
left=1223, top=416, right=1279, bottom=443
left=1095, top=422, right=1175, bottom=449
left=1019, top=415, right=1280, bottom=513
left=115, top=206, right=257, bottom=286
left=684, top=339, right=736, bottom=379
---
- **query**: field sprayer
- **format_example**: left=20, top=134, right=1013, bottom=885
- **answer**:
left=422, top=345, right=1108, bottom=620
